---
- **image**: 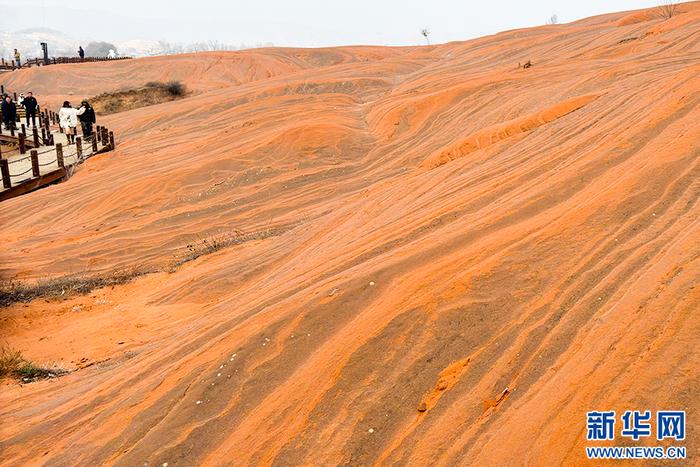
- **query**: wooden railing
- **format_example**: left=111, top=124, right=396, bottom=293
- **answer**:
left=0, top=86, right=116, bottom=200
left=0, top=56, right=132, bottom=71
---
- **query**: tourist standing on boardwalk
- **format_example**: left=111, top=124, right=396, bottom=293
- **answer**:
left=1, top=95, right=17, bottom=130
left=78, top=46, right=85, bottom=59
left=14, top=49, right=21, bottom=68
left=59, top=101, right=78, bottom=144
left=23, top=92, right=39, bottom=127
left=76, top=100, right=96, bottom=138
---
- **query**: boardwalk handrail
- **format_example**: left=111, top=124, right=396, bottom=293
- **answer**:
left=0, top=56, right=133, bottom=71
left=1, top=84, right=117, bottom=198
left=1, top=132, right=115, bottom=195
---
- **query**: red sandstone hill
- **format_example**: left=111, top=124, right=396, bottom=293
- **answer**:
left=1, top=3, right=699, bottom=465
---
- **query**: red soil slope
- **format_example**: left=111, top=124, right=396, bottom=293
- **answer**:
left=1, top=4, right=699, bottom=465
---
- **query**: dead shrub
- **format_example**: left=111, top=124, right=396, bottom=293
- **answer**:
left=658, top=0, right=679, bottom=19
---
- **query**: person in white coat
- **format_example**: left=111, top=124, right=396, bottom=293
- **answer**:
left=59, top=101, right=79, bottom=144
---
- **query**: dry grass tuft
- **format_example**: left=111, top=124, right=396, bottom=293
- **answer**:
left=0, top=345, right=69, bottom=383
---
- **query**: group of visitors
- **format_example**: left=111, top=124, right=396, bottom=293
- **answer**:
left=59, top=100, right=96, bottom=143
left=1, top=92, right=37, bottom=130
left=9, top=45, right=86, bottom=69
left=0, top=91, right=97, bottom=144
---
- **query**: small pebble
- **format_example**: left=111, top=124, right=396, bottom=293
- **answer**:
left=196, top=400, right=202, bottom=405
left=368, top=428, right=374, bottom=434
left=369, top=281, right=375, bottom=286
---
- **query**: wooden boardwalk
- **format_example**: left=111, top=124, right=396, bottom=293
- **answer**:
left=0, top=114, right=115, bottom=202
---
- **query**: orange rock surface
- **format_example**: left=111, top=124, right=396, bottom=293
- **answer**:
left=1, top=4, right=699, bottom=465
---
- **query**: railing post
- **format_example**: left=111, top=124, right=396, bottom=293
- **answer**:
left=102, top=127, right=109, bottom=146
left=0, top=158, right=10, bottom=188
left=21, top=123, right=25, bottom=135
left=33, top=127, right=40, bottom=147
left=91, top=136, right=98, bottom=153
left=30, top=150, right=40, bottom=177
left=18, top=132, right=26, bottom=154
left=41, top=128, right=47, bottom=144
left=13, top=92, right=17, bottom=101
left=109, top=131, right=115, bottom=150
left=56, top=143, right=64, bottom=167
left=76, top=137, right=82, bottom=158
left=9, top=124, right=15, bottom=137
left=96, top=125, right=102, bottom=142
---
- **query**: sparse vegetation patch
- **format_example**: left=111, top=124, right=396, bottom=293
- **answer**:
left=90, top=81, right=188, bottom=115
left=1, top=223, right=296, bottom=308
left=0, top=269, right=151, bottom=308
left=0, top=345, right=69, bottom=383
left=174, top=227, right=290, bottom=268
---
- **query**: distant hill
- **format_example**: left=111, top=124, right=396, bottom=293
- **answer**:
left=0, top=28, right=164, bottom=60
left=0, top=27, right=81, bottom=60
left=0, top=28, right=273, bottom=62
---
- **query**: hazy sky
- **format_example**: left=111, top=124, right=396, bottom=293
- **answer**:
left=3, top=0, right=661, bottom=47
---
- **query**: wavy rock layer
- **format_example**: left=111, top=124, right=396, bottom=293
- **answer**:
left=1, top=4, right=699, bottom=465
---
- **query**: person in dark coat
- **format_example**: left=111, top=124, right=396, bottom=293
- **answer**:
left=23, top=92, right=39, bottom=127
left=1, top=95, right=17, bottom=130
left=78, top=46, right=85, bottom=60
left=76, top=100, right=96, bottom=138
